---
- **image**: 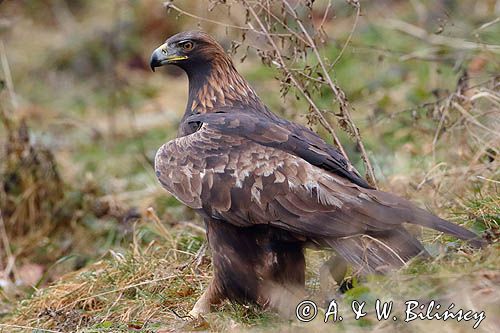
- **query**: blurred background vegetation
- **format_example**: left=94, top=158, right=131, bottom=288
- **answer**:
left=0, top=0, right=498, bottom=332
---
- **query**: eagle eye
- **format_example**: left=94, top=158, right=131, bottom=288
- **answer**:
left=179, top=41, right=194, bottom=51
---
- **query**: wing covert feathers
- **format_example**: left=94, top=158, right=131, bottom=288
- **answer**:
left=155, top=112, right=483, bottom=274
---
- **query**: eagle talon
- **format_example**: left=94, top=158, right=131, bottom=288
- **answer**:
left=188, top=294, right=212, bottom=318
left=187, top=279, right=220, bottom=319
left=187, top=308, right=207, bottom=319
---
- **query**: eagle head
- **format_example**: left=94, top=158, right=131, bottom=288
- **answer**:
left=150, top=30, right=228, bottom=72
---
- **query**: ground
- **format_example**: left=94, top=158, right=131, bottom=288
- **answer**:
left=0, top=1, right=498, bottom=332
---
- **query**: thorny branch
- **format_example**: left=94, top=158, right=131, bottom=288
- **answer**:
left=164, top=1, right=292, bottom=37
left=280, top=0, right=376, bottom=185
left=165, top=0, right=378, bottom=186
left=241, top=0, right=349, bottom=157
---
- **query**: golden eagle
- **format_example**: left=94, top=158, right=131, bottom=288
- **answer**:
left=150, top=31, right=482, bottom=316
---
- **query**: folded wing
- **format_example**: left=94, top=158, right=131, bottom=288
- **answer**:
left=155, top=111, right=482, bottom=272
left=187, top=110, right=372, bottom=188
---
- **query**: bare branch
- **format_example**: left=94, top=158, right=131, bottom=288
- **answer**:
left=165, top=2, right=292, bottom=37
left=0, top=40, right=18, bottom=110
left=281, top=0, right=377, bottom=186
left=385, top=19, right=500, bottom=53
left=241, top=0, right=350, bottom=160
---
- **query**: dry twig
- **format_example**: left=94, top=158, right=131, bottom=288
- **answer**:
left=168, top=0, right=378, bottom=186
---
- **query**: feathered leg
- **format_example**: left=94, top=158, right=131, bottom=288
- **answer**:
left=189, top=279, right=223, bottom=317
left=191, top=218, right=306, bottom=316
left=319, top=254, right=348, bottom=302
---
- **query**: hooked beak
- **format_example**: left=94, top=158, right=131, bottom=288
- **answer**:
left=150, top=43, right=188, bottom=71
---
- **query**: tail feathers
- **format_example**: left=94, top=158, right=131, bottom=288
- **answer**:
left=404, top=205, right=485, bottom=248
left=326, top=228, right=428, bottom=274
left=373, top=190, right=484, bottom=247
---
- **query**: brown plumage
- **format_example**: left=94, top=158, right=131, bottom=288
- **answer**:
left=150, top=31, right=483, bottom=316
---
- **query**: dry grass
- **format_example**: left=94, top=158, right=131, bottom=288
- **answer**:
left=1, top=207, right=208, bottom=332
left=1, top=214, right=497, bottom=332
left=0, top=1, right=499, bottom=332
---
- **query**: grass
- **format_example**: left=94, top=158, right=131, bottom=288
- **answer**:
left=2, top=203, right=497, bottom=332
left=1, top=1, right=499, bottom=332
